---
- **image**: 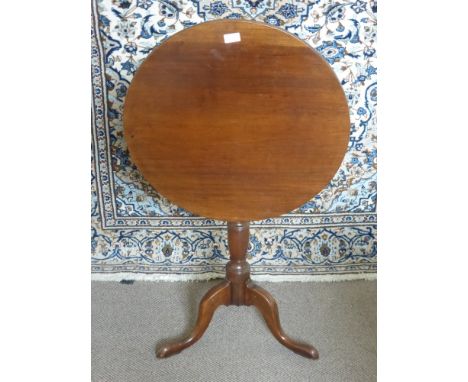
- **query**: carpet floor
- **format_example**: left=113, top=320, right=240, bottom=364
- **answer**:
left=92, top=279, right=376, bottom=382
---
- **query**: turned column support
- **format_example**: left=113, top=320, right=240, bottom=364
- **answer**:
left=226, top=222, right=251, bottom=306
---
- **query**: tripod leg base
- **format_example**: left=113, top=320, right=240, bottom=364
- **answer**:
left=246, top=282, right=319, bottom=359
left=156, top=222, right=318, bottom=360
left=156, top=280, right=230, bottom=358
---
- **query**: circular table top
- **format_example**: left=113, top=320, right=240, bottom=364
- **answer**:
left=124, top=20, right=350, bottom=222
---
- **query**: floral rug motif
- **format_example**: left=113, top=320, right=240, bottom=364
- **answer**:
left=91, top=0, right=377, bottom=279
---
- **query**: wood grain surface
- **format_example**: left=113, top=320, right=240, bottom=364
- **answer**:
left=124, top=19, right=350, bottom=222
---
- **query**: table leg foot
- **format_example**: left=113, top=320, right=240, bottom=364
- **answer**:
left=246, top=282, right=319, bottom=359
left=156, top=280, right=231, bottom=358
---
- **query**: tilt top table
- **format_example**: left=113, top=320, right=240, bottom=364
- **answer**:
left=124, top=20, right=350, bottom=359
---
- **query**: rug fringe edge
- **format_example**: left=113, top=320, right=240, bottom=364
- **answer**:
left=91, top=272, right=376, bottom=283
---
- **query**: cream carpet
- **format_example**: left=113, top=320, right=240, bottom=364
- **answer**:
left=92, top=280, right=376, bottom=381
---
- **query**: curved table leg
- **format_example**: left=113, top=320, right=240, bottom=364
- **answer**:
left=156, top=280, right=231, bottom=358
left=245, top=282, right=319, bottom=359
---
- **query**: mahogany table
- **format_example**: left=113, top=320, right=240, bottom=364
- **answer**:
left=124, top=19, right=349, bottom=359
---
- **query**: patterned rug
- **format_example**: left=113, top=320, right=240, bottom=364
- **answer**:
left=91, top=0, right=377, bottom=280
